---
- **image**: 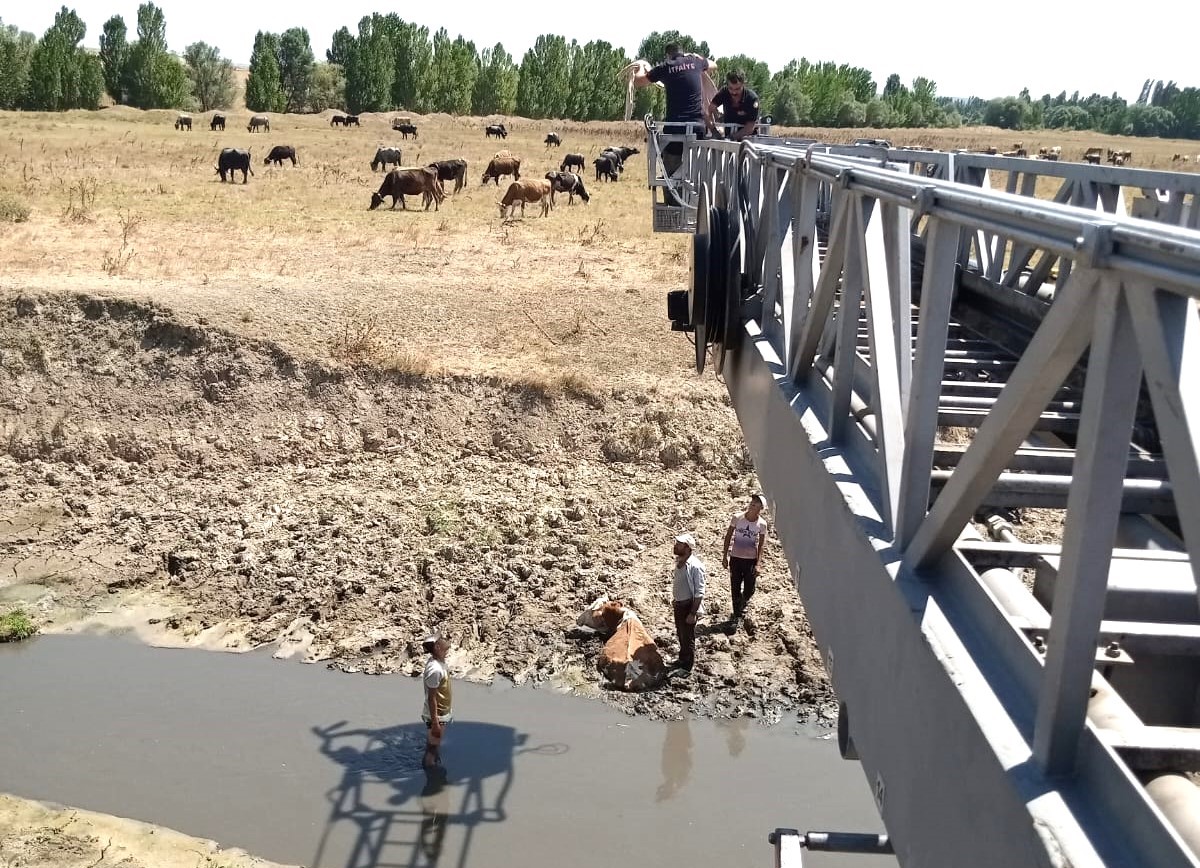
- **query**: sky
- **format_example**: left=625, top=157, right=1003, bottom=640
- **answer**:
left=9, top=0, right=1199, bottom=103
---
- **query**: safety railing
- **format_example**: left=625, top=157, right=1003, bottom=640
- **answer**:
left=667, top=134, right=1200, bottom=867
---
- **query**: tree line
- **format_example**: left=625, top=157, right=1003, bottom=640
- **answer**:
left=3, top=9, right=1200, bottom=141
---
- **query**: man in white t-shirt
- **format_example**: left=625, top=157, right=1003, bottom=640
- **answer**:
left=671, top=532, right=706, bottom=673
left=721, top=494, right=768, bottom=629
left=420, top=630, right=453, bottom=769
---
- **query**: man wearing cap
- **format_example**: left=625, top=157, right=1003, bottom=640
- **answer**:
left=671, top=533, right=706, bottom=673
left=420, top=630, right=452, bottom=769
left=722, top=494, right=768, bottom=630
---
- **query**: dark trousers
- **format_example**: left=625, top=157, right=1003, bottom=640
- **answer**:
left=672, top=599, right=696, bottom=668
left=730, top=557, right=757, bottom=617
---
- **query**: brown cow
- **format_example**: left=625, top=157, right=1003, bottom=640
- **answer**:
left=369, top=167, right=445, bottom=211
left=498, top=179, right=553, bottom=218
left=593, top=601, right=666, bottom=691
left=482, top=154, right=521, bottom=186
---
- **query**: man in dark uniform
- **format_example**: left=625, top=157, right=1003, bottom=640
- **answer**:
left=709, top=71, right=760, bottom=141
left=633, top=43, right=717, bottom=204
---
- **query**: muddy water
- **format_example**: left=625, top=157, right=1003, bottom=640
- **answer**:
left=0, top=636, right=891, bottom=868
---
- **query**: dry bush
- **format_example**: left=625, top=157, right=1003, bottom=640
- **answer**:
left=102, top=209, right=141, bottom=275
left=329, top=311, right=388, bottom=363
left=61, top=176, right=97, bottom=222
left=0, top=192, right=30, bottom=223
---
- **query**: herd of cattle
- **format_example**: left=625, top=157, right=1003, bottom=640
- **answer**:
left=191, top=113, right=641, bottom=218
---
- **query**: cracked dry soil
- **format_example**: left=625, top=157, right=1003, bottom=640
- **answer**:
left=0, top=293, right=834, bottom=722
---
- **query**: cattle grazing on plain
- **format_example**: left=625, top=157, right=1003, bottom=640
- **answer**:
left=216, top=148, right=254, bottom=183
left=330, top=115, right=346, bottom=127
left=369, top=167, right=445, bottom=211
left=1037, top=146, right=1061, bottom=161
left=481, top=153, right=521, bottom=186
left=264, top=145, right=299, bottom=167
left=1108, top=148, right=1133, bottom=166
left=428, top=159, right=469, bottom=193
left=344, top=115, right=361, bottom=127
left=1083, top=147, right=1104, bottom=165
left=175, top=114, right=192, bottom=131
left=485, top=123, right=508, bottom=139
left=371, top=147, right=404, bottom=172
left=498, top=179, right=554, bottom=218
left=248, top=115, right=270, bottom=133
left=210, top=114, right=225, bottom=131
left=600, top=146, right=639, bottom=175
left=593, top=154, right=620, bottom=182
left=560, top=153, right=585, bottom=173
left=544, top=132, right=561, bottom=147
left=545, top=171, right=590, bottom=204
left=393, top=120, right=419, bottom=139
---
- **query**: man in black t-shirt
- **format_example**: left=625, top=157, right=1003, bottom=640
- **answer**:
left=709, top=71, right=760, bottom=141
left=633, top=43, right=717, bottom=203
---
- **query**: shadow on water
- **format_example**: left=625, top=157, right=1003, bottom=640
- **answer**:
left=312, top=720, right=567, bottom=868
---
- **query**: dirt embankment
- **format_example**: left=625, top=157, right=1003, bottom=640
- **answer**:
left=0, top=794, right=297, bottom=868
left=0, top=292, right=833, bottom=721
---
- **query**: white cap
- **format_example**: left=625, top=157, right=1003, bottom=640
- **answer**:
left=421, top=629, right=442, bottom=647
left=675, top=533, right=697, bottom=549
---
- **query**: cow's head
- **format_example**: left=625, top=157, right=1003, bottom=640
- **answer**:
left=369, top=192, right=385, bottom=211
left=496, top=201, right=509, bottom=218
left=597, top=601, right=626, bottom=633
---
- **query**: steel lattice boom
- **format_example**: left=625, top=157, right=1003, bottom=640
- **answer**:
left=652, top=133, right=1200, bottom=867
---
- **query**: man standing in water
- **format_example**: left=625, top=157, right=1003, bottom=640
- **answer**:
left=722, top=494, right=768, bottom=631
left=421, top=630, right=452, bottom=769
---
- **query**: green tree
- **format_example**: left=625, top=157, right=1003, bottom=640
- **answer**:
left=278, top=27, right=314, bottom=113
left=183, top=41, right=234, bottom=111
left=836, top=98, right=866, bottom=127
left=327, top=27, right=353, bottom=67
left=381, top=16, right=431, bottom=112
left=308, top=62, right=345, bottom=111
left=472, top=42, right=518, bottom=115
left=0, top=20, right=36, bottom=110
left=424, top=28, right=476, bottom=114
left=982, top=96, right=1032, bottom=130
left=771, top=77, right=811, bottom=126
left=516, top=34, right=571, bottom=118
left=344, top=15, right=393, bottom=113
left=122, top=3, right=188, bottom=109
left=245, top=31, right=284, bottom=112
left=23, top=7, right=102, bottom=110
left=1127, top=103, right=1176, bottom=137
left=98, top=15, right=128, bottom=102
left=562, top=39, right=629, bottom=120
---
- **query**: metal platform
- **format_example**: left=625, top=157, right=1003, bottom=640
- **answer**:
left=660, top=135, right=1200, bottom=866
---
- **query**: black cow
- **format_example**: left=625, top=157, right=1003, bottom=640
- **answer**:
left=485, top=123, right=508, bottom=139
left=372, top=147, right=403, bottom=172
left=546, top=171, right=590, bottom=204
left=393, top=121, right=419, bottom=139
left=175, top=115, right=192, bottom=131
left=544, top=132, right=561, bottom=147
left=330, top=115, right=346, bottom=127
left=601, top=146, right=639, bottom=173
left=560, top=153, right=585, bottom=173
left=428, top=158, right=468, bottom=193
left=264, top=145, right=298, bottom=166
left=248, top=115, right=270, bottom=133
left=210, top=114, right=225, bottom=131
left=593, top=154, right=619, bottom=182
left=216, top=148, right=254, bottom=184
left=344, top=115, right=361, bottom=127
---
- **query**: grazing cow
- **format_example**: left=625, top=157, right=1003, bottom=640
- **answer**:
left=428, top=159, right=468, bottom=193
left=248, top=115, right=270, bottom=133
left=1002, top=148, right=1028, bottom=158
left=593, top=601, right=666, bottom=692
left=1108, top=148, right=1133, bottom=166
left=545, top=171, right=590, bottom=204
left=1083, top=147, right=1104, bottom=165
left=560, top=153, right=585, bottom=173
left=485, top=123, right=508, bottom=139
left=593, top=154, right=619, bottom=182
left=393, top=120, right=419, bottom=139
left=481, top=154, right=521, bottom=186
left=174, top=114, right=192, bottom=131
left=499, top=179, right=554, bottom=218
left=371, top=147, right=403, bottom=172
left=344, top=115, right=360, bottom=127
left=330, top=115, right=346, bottom=127
left=605, top=146, right=639, bottom=165
left=215, top=148, right=253, bottom=184
left=544, top=132, right=561, bottom=147
left=210, top=114, right=225, bottom=131
left=264, top=145, right=298, bottom=166
left=369, top=167, right=445, bottom=211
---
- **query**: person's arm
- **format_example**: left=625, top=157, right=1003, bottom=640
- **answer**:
left=722, top=524, right=734, bottom=569
left=687, top=564, right=706, bottom=623
left=735, top=119, right=757, bottom=141
left=754, top=525, right=767, bottom=572
left=632, top=61, right=654, bottom=89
